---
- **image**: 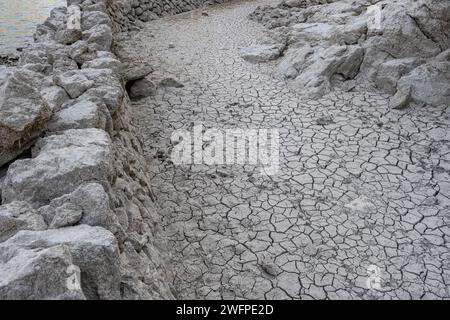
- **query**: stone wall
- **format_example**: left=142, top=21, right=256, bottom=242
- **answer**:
left=0, top=0, right=175, bottom=299
left=107, top=0, right=231, bottom=31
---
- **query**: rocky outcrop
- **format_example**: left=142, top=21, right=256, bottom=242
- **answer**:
left=249, top=0, right=450, bottom=108
left=0, top=0, right=175, bottom=300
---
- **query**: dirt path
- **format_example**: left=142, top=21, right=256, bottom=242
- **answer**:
left=116, top=0, right=450, bottom=299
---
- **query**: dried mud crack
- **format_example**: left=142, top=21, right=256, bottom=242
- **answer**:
left=116, top=0, right=450, bottom=300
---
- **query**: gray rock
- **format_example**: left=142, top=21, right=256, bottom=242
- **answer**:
left=0, top=69, right=52, bottom=167
left=374, top=57, right=423, bottom=94
left=82, top=57, right=122, bottom=75
left=48, top=99, right=111, bottom=133
left=2, top=129, right=112, bottom=208
left=83, top=24, right=113, bottom=52
left=68, top=40, right=96, bottom=65
left=396, top=59, right=450, bottom=107
left=54, top=70, right=95, bottom=99
left=0, top=225, right=120, bottom=299
left=0, top=245, right=86, bottom=300
left=390, top=86, right=412, bottom=109
left=281, top=44, right=365, bottom=97
left=129, top=78, right=157, bottom=100
left=38, top=183, right=120, bottom=235
left=49, top=203, right=83, bottom=229
left=81, top=11, right=112, bottom=31
left=241, top=43, right=285, bottom=63
left=253, top=0, right=450, bottom=104
left=80, top=86, right=124, bottom=114
left=55, top=29, right=82, bottom=45
left=0, top=202, right=47, bottom=243
left=124, top=64, right=154, bottom=82
left=159, top=77, right=184, bottom=88
left=40, top=85, right=70, bottom=112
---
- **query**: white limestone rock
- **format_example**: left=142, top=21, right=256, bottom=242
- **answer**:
left=48, top=99, right=112, bottom=133
left=2, top=129, right=113, bottom=208
left=0, top=245, right=86, bottom=300
left=82, top=57, right=123, bottom=75
left=81, top=11, right=112, bottom=31
left=0, top=201, right=47, bottom=243
left=0, top=69, right=52, bottom=167
left=396, top=57, right=450, bottom=107
left=0, top=225, right=120, bottom=300
left=54, top=70, right=95, bottom=99
left=40, top=85, right=70, bottom=112
left=240, top=43, right=285, bottom=63
left=38, top=183, right=121, bottom=236
left=83, top=24, right=113, bottom=52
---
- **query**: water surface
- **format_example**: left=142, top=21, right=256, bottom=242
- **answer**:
left=0, top=0, right=65, bottom=54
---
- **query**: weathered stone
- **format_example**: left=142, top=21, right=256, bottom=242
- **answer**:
left=396, top=59, right=450, bottom=107
left=48, top=99, right=111, bottom=133
left=0, top=225, right=120, bottom=300
left=0, top=202, right=47, bottom=243
left=68, top=40, right=96, bottom=65
left=159, top=77, right=184, bottom=88
left=82, top=11, right=112, bottom=31
left=54, top=70, right=95, bottom=99
left=83, top=24, right=113, bottom=52
left=82, top=57, right=122, bottom=75
left=2, top=129, right=112, bottom=208
left=49, top=203, right=83, bottom=229
left=280, top=45, right=365, bottom=97
left=38, top=183, right=120, bottom=236
left=240, top=43, right=285, bottom=63
left=0, top=69, right=52, bottom=167
left=129, top=78, right=157, bottom=100
left=0, top=245, right=86, bottom=300
left=56, top=29, right=82, bottom=45
left=40, top=85, right=70, bottom=112
left=124, top=64, right=154, bottom=82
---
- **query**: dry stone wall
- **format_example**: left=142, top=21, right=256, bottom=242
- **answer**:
left=107, top=0, right=231, bottom=31
left=0, top=0, right=176, bottom=299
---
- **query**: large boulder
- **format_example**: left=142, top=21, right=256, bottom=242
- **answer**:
left=279, top=44, right=364, bottom=97
left=396, top=56, right=450, bottom=107
left=0, top=225, right=120, bottom=300
left=0, top=69, right=52, bottom=167
left=0, top=245, right=86, bottom=300
left=2, top=129, right=113, bottom=208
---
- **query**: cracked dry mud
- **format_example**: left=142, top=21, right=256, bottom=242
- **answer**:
left=117, top=0, right=450, bottom=299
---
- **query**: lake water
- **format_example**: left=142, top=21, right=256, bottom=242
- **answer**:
left=0, top=0, right=66, bottom=55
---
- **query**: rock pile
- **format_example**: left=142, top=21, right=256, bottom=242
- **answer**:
left=249, top=0, right=450, bottom=108
left=0, top=0, right=174, bottom=299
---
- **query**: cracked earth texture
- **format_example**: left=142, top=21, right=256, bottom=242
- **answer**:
left=117, top=0, right=450, bottom=299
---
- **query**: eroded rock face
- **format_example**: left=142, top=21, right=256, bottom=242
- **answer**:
left=0, top=225, right=120, bottom=300
left=250, top=0, right=450, bottom=106
left=0, top=69, right=53, bottom=167
left=2, top=129, right=112, bottom=208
